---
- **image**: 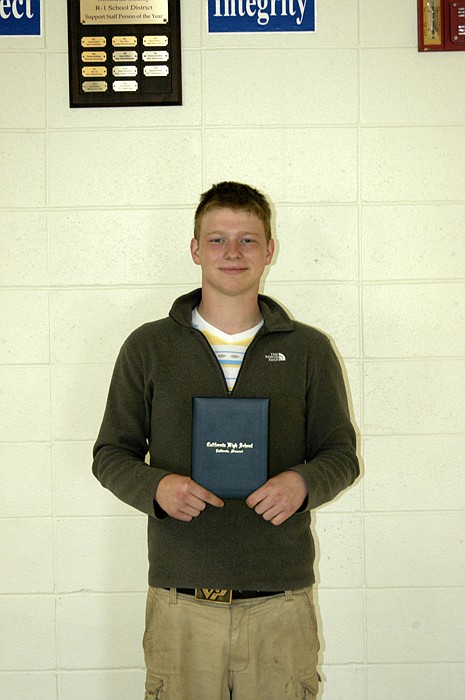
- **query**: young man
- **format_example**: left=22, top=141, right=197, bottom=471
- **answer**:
left=93, top=182, right=359, bottom=700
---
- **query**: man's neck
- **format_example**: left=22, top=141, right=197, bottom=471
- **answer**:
left=198, top=292, right=262, bottom=335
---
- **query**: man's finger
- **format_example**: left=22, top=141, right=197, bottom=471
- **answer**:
left=180, top=502, right=206, bottom=518
left=270, top=512, right=288, bottom=527
left=246, top=485, right=267, bottom=509
left=191, top=483, right=224, bottom=509
left=260, top=504, right=281, bottom=521
left=251, top=498, right=271, bottom=516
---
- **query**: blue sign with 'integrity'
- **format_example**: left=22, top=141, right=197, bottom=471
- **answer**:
left=208, top=0, right=315, bottom=33
left=0, top=0, right=41, bottom=36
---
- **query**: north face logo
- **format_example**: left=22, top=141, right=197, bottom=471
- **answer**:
left=265, top=352, right=286, bottom=362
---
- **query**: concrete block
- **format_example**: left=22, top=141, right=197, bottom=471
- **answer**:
left=361, top=49, right=465, bottom=125
left=49, top=208, right=197, bottom=286
left=0, top=54, right=45, bottom=128
left=57, top=670, right=145, bottom=700
left=362, top=283, right=465, bottom=358
left=0, top=291, right=49, bottom=363
left=318, top=665, right=365, bottom=700
left=361, top=127, right=465, bottom=202
left=47, top=130, right=202, bottom=208
left=0, top=134, right=45, bottom=208
left=50, top=286, right=193, bottom=364
left=365, top=512, right=465, bottom=587
left=181, top=2, right=202, bottom=48
left=342, top=359, right=362, bottom=430
left=0, top=596, right=56, bottom=670
left=0, top=443, right=52, bottom=517
left=361, top=204, right=465, bottom=280
left=51, top=364, right=113, bottom=441
left=57, top=593, right=145, bottom=669
left=360, top=0, right=417, bottom=47
left=204, top=128, right=358, bottom=205
left=316, top=589, right=365, bottom=664
left=0, top=29, right=43, bottom=51
left=204, top=49, right=358, bottom=126
left=0, top=366, right=50, bottom=441
left=53, top=441, right=135, bottom=517
left=55, top=517, right=148, bottom=593
left=0, top=672, right=57, bottom=699
left=266, top=282, right=360, bottom=358
left=363, top=436, right=465, bottom=512
left=267, top=205, right=359, bottom=282
left=317, top=477, right=362, bottom=514
left=313, top=513, right=363, bottom=588
left=367, top=589, right=465, bottom=663
left=43, top=0, right=67, bottom=51
left=367, top=663, right=465, bottom=700
left=0, top=211, right=49, bottom=286
left=363, top=360, right=465, bottom=434
left=0, top=519, right=54, bottom=593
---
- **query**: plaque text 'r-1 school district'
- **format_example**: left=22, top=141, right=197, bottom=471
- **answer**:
left=67, top=0, right=182, bottom=107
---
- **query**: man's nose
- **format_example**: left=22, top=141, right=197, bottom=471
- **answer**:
left=224, top=240, right=241, bottom=258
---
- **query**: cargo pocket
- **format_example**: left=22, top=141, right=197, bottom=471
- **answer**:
left=144, top=677, right=164, bottom=699
left=300, top=671, right=320, bottom=698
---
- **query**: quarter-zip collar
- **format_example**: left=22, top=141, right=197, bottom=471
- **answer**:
left=169, top=288, right=295, bottom=335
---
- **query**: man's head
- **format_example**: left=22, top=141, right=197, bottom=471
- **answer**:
left=194, top=181, right=272, bottom=243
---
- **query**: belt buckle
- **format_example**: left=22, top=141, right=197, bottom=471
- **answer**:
left=194, top=588, right=232, bottom=605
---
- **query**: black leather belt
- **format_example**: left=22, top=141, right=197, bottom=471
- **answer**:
left=166, top=588, right=284, bottom=604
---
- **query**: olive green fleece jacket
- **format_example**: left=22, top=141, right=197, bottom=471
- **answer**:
left=92, top=288, right=359, bottom=590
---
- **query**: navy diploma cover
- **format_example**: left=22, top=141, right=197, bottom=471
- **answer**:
left=191, top=397, right=269, bottom=499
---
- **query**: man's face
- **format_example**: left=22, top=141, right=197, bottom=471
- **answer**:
left=190, top=207, right=274, bottom=299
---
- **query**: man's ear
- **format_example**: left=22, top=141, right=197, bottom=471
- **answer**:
left=190, top=237, right=201, bottom=265
left=266, top=238, right=275, bottom=265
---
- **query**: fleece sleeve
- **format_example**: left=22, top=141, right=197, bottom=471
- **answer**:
left=92, top=335, right=170, bottom=517
left=291, top=338, right=359, bottom=510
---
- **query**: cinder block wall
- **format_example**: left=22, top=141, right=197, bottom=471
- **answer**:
left=1, top=2, right=464, bottom=698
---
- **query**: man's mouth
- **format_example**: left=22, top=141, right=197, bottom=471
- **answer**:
left=219, top=267, right=247, bottom=273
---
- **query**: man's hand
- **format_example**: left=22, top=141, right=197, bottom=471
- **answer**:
left=155, top=474, right=224, bottom=522
left=246, top=471, right=308, bottom=526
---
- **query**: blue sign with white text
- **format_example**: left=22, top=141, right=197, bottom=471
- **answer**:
left=0, top=0, right=41, bottom=36
left=208, top=0, right=315, bottom=33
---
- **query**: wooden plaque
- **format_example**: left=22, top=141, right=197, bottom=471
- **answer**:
left=67, top=0, right=182, bottom=107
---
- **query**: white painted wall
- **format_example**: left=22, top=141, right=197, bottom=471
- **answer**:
left=1, top=1, right=464, bottom=698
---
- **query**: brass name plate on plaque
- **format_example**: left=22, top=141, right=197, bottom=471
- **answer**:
left=82, top=50, right=107, bottom=62
left=144, top=65, right=169, bottom=77
left=112, top=80, right=139, bottom=92
left=113, top=65, right=138, bottom=77
left=143, top=34, right=168, bottom=46
left=81, top=36, right=106, bottom=47
left=82, top=65, right=108, bottom=77
left=67, top=0, right=181, bottom=107
left=82, top=81, right=108, bottom=92
left=112, top=35, right=138, bottom=47
left=113, top=50, right=138, bottom=62
left=142, top=50, right=169, bottom=62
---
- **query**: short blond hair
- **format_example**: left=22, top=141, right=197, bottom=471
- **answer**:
left=194, top=181, right=272, bottom=242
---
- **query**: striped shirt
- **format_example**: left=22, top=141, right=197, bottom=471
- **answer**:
left=192, top=307, right=263, bottom=391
